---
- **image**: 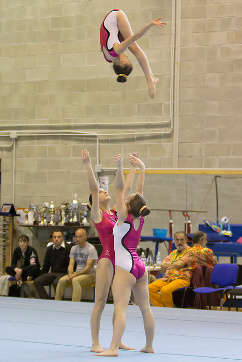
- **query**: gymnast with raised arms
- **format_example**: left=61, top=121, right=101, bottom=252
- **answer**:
left=95, top=154, right=155, bottom=357
left=81, top=149, right=139, bottom=353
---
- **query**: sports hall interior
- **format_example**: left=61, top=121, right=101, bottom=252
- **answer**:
left=0, top=1, right=242, bottom=361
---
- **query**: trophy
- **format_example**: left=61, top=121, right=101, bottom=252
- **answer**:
left=23, top=208, right=29, bottom=224
left=68, top=203, right=73, bottom=224
left=72, top=194, right=79, bottom=224
left=48, top=201, right=55, bottom=225
left=27, top=207, right=34, bottom=225
left=54, top=207, right=61, bottom=224
left=44, top=202, right=50, bottom=225
left=37, top=205, right=45, bottom=225
left=59, top=203, right=68, bottom=225
left=29, top=204, right=38, bottom=224
left=80, top=203, right=90, bottom=226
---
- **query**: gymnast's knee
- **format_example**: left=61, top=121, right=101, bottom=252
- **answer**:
left=94, top=298, right=107, bottom=311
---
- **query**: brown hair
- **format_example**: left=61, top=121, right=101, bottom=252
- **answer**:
left=192, top=231, right=206, bottom=245
left=18, top=234, right=29, bottom=243
left=113, top=62, right=133, bottom=83
left=128, top=194, right=150, bottom=217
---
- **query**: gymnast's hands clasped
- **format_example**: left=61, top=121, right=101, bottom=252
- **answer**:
left=129, top=153, right=144, bottom=169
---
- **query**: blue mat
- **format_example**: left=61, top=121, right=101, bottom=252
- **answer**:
left=1, top=297, right=242, bottom=361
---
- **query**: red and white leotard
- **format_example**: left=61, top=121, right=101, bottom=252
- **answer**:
left=93, top=210, right=117, bottom=270
left=113, top=214, right=145, bottom=280
left=100, top=9, right=121, bottom=63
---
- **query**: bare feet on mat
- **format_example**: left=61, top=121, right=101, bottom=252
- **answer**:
left=94, top=349, right=118, bottom=357
left=90, top=345, right=105, bottom=353
left=140, top=346, right=154, bottom=353
left=119, top=342, right=135, bottom=350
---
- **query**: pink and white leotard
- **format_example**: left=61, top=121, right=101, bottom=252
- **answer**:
left=93, top=210, right=117, bottom=270
left=113, top=214, right=145, bottom=280
left=100, top=9, right=121, bottom=63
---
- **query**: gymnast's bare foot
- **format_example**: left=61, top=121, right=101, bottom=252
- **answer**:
left=140, top=346, right=154, bottom=353
left=94, top=348, right=118, bottom=357
left=119, top=342, right=135, bottom=350
left=148, top=77, right=159, bottom=98
left=152, top=75, right=159, bottom=85
left=90, top=345, right=105, bottom=353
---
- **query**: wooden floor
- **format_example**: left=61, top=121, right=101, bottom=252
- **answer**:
left=1, top=297, right=242, bottom=362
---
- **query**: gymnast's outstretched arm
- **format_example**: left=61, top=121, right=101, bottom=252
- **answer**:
left=128, top=154, right=145, bottom=196
left=123, top=152, right=140, bottom=199
left=113, top=12, right=167, bottom=55
left=81, top=149, right=101, bottom=223
left=115, top=154, right=128, bottom=225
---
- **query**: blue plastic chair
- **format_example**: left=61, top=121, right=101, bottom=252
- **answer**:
left=228, top=264, right=242, bottom=311
left=193, top=263, right=239, bottom=310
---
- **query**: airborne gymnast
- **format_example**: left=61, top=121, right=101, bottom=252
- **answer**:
left=100, top=9, right=167, bottom=98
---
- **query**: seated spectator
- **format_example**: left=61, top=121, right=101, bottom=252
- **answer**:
left=148, top=231, right=196, bottom=307
left=34, top=230, right=72, bottom=299
left=55, top=228, right=98, bottom=302
left=5, top=234, right=40, bottom=282
left=191, top=231, right=218, bottom=268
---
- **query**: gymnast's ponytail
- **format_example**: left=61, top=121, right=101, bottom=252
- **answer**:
left=128, top=194, right=150, bottom=218
left=113, top=62, right=133, bottom=83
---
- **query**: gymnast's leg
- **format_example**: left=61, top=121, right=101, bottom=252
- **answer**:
left=90, top=258, right=113, bottom=352
left=132, top=269, right=155, bottom=353
left=95, top=266, right=136, bottom=356
left=117, top=10, right=159, bottom=98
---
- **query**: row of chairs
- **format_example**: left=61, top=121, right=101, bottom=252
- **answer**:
left=173, top=264, right=242, bottom=311
left=194, top=263, right=242, bottom=311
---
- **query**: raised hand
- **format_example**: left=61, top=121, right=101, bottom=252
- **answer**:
left=81, top=149, right=91, bottom=165
left=152, top=17, right=167, bottom=28
left=129, top=152, right=140, bottom=166
left=129, top=154, right=144, bottom=168
left=115, top=154, right=123, bottom=166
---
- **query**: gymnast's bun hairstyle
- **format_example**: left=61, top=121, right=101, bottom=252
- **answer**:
left=113, top=62, right=133, bottom=83
left=128, top=194, right=150, bottom=218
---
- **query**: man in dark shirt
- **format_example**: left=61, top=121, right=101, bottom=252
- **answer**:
left=34, top=230, right=72, bottom=299
left=5, top=234, right=40, bottom=281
